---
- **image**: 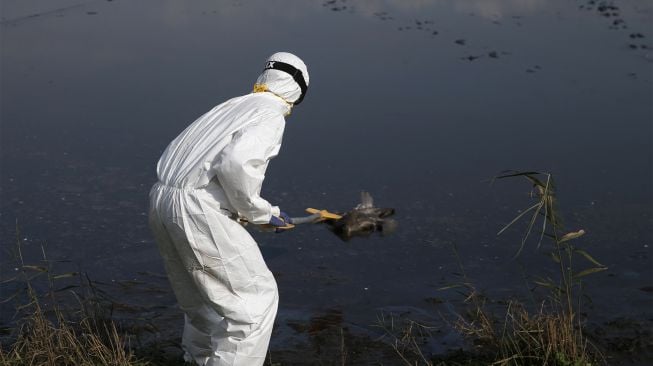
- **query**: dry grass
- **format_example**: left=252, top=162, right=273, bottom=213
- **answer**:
left=0, top=283, right=148, bottom=366
left=499, top=302, right=583, bottom=365
left=0, top=229, right=149, bottom=366
left=0, top=290, right=145, bottom=365
left=454, top=295, right=598, bottom=366
left=376, top=313, right=438, bottom=366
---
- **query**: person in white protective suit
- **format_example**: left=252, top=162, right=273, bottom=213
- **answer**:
left=148, top=52, right=309, bottom=366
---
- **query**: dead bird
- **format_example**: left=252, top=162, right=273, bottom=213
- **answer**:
left=326, top=191, right=397, bottom=241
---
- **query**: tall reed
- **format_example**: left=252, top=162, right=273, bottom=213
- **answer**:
left=381, top=171, right=607, bottom=365
left=460, top=171, right=607, bottom=365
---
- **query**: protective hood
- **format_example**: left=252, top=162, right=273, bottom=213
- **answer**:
left=254, top=52, right=309, bottom=105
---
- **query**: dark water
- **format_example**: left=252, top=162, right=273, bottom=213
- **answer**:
left=2, top=0, right=652, bottom=360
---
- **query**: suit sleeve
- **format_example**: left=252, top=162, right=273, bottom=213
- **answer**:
left=213, top=118, right=284, bottom=224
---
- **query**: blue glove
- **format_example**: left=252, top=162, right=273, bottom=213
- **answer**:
left=269, top=215, right=287, bottom=227
left=269, top=212, right=292, bottom=233
left=279, top=211, right=293, bottom=224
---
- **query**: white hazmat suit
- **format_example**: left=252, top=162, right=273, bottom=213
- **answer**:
left=148, top=52, right=309, bottom=366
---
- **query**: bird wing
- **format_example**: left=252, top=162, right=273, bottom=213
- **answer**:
left=356, top=191, right=374, bottom=209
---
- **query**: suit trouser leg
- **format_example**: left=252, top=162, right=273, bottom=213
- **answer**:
left=150, top=200, right=278, bottom=366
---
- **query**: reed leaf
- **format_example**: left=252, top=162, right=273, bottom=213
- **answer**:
left=52, top=272, right=79, bottom=280
left=1, top=276, right=18, bottom=284
left=495, top=170, right=544, bottom=181
left=22, top=265, right=47, bottom=272
left=533, top=279, right=561, bottom=292
left=437, top=283, right=467, bottom=291
left=524, top=174, right=547, bottom=189
left=515, top=200, right=544, bottom=258
left=559, top=230, right=586, bottom=244
left=0, top=291, right=19, bottom=304
left=549, top=252, right=561, bottom=264
left=54, top=285, right=79, bottom=292
left=573, top=267, right=608, bottom=279
left=573, top=249, right=604, bottom=267
left=497, top=203, right=541, bottom=236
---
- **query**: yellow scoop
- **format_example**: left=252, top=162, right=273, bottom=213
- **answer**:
left=305, top=208, right=343, bottom=221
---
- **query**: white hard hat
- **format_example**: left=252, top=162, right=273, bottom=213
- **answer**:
left=255, top=52, right=309, bottom=105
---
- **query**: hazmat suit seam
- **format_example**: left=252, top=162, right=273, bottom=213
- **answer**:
left=179, top=214, right=203, bottom=268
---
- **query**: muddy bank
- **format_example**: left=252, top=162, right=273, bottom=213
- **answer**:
left=132, top=308, right=653, bottom=365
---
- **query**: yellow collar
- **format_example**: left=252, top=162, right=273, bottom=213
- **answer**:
left=253, top=83, right=293, bottom=116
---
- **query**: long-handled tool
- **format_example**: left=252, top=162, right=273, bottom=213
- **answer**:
left=257, top=208, right=343, bottom=231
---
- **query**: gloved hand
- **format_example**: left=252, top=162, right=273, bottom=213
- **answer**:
left=279, top=211, right=293, bottom=224
left=268, top=215, right=287, bottom=227
left=268, top=212, right=292, bottom=233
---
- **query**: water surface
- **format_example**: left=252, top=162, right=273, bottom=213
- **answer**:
left=1, top=0, right=652, bottom=360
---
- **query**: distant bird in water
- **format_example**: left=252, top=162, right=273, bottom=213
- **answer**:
left=326, top=191, right=397, bottom=241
